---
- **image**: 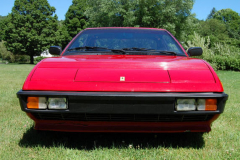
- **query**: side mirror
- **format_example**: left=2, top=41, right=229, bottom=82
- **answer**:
left=49, top=46, right=62, bottom=55
left=187, top=47, right=202, bottom=56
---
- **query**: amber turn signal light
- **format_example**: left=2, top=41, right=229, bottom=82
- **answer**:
left=197, top=99, right=217, bottom=111
left=27, top=97, right=47, bottom=109
left=205, top=99, right=217, bottom=111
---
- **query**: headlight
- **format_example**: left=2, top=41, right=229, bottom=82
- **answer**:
left=27, top=97, right=47, bottom=109
left=176, top=99, right=196, bottom=111
left=48, top=98, right=67, bottom=109
left=197, top=99, right=217, bottom=111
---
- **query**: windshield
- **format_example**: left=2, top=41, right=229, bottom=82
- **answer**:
left=63, top=29, right=186, bottom=56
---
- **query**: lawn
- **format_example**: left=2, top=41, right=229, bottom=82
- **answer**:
left=0, top=64, right=239, bottom=159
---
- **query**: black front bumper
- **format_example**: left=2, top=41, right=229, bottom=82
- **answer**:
left=17, top=90, right=228, bottom=121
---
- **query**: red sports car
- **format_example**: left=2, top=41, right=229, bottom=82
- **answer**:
left=17, top=27, right=228, bottom=133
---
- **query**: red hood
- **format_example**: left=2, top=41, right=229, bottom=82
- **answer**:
left=23, top=55, right=223, bottom=92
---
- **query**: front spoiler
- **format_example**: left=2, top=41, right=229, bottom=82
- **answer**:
left=27, top=113, right=220, bottom=133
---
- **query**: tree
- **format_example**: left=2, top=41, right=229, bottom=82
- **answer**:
left=213, top=9, right=240, bottom=24
left=207, top=7, right=217, bottom=20
left=0, top=16, right=7, bottom=41
left=4, top=0, right=59, bottom=64
left=0, top=15, right=6, bottom=21
left=64, top=0, right=88, bottom=38
left=180, top=14, right=201, bottom=45
left=197, top=19, right=229, bottom=46
left=55, top=24, right=72, bottom=49
left=86, top=0, right=137, bottom=27
left=213, top=9, right=240, bottom=39
left=85, top=0, right=194, bottom=40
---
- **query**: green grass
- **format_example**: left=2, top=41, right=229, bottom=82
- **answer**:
left=0, top=64, right=239, bottom=159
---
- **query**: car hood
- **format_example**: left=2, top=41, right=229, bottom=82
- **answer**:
left=23, top=55, right=223, bottom=92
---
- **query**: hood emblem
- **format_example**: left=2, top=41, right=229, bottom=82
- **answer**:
left=120, top=76, right=125, bottom=81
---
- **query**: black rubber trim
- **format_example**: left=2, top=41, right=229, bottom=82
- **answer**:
left=17, top=90, right=228, bottom=98
left=17, top=90, right=228, bottom=115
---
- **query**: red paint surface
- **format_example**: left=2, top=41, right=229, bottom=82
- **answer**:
left=75, top=69, right=170, bottom=83
left=27, top=113, right=220, bottom=133
left=169, top=70, right=215, bottom=83
left=31, top=68, right=78, bottom=82
left=23, top=55, right=223, bottom=92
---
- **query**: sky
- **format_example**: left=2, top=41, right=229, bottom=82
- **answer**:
left=191, top=0, right=240, bottom=20
left=0, top=0, right=240, bottom=21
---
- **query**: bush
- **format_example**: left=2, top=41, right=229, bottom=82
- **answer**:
left=14, top=55, right=30, bottom=63
left=0, top=41, right=31, bottom=63
left=0, top=41, right=15, bottom=62
left=186, top=32, right=240, bottom=71
left=210, top=55, right=240, bottom=71
left=34, top=56, right=46, bottom=64
left=1, top=41, right=50, bottom=64
left=186, top=32, right=214, bottom=58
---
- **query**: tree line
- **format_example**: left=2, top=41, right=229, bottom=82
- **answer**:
left=0, top=0, right=239, bottom=67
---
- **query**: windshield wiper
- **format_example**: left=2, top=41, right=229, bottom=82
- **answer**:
left=67, top=46, right=109, bottom=51
left=159, top=51, right=177, bottom=55
left=67, top=46, right=127, bottom=54
left=110, top=49, right=126, bottom=54
left=122, top=47, right=155, bottom=51
left=148, top=50, right=178, bottom=55
left=121, top=48, right=178, bottom=55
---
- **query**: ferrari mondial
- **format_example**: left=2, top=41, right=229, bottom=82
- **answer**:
left=17, top=28, right=228, bottom=133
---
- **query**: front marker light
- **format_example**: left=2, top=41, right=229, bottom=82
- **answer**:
left=27, top=97, right=47, bottom=109
left=176, top=99, right=196, bottom=111
left=48, top=98, right=67, bottom=109
left=197, top=99, right=217, bottom=111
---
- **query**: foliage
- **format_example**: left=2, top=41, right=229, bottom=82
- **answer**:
left=3, top=0, right=59, bottom=64
left=85, top=0, right=194, bottom=40
left=0, top=15, right=6, bottom=21
left=0, top=16, right=8, bottom=41
left=34, top=56, right=46, bottom=64
left=207, top=7, right=217, bottom=20
left=0, top=41, right=31, bottom=63
left=64, top=0, right=88, bottom=38
left=14, top=55, right=30, bottom=63
left=213, top=9, right=240, bottom=40
left=211, top=43, right=240, bottom=70
left=186, top=32, right=213, bottom=60
left=55, top=24, right=72, bottom=49
left=180, top=14, right=201, bottom=44
left=197, top=19, right=229, bottom=46
left=187, top=32, right=240, bottom=71
left=86, top=0, right=137, bottom=27
left=1, top=1, right=240, bottom=70
left=194, top=8, right=240, bottom=48
left=0, top=41, right=15, bottom=62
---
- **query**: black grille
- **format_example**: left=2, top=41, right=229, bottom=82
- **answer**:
left=31, top=113, right=214, bottom=122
